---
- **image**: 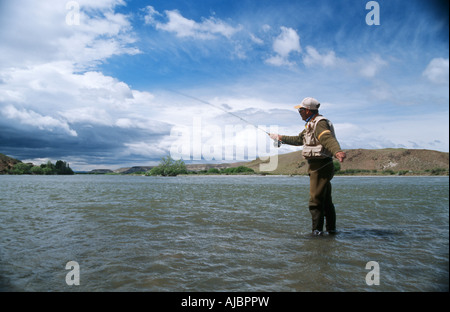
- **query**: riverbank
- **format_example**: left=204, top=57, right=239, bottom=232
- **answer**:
left=2, top=148, right=448, bottom=176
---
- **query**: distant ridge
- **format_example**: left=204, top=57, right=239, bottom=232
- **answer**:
left=243, top=148, right=449, bottom=175
left=1, top=148, right=448, bottom=175
left=121, top=148, right=449, bottom=175
left=113, top=166, right=154, bottom=174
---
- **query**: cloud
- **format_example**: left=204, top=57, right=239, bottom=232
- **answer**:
left=332, top=111, right=449, bottom=152
left=303, top=46, right=338, bottom=68
left=423, top=57, right=449, bottom=84
left=0, top=1, right=173, bottom=168
left=249, top=33, right=264, bottom=45
left=0, top=0, right=140, bottom=71
left=0, top=61, right=137, bottom=113
left=143, top=5, right=162, bottom=25
left=265, top=55, right=290, bottom=67
left=144, top=6, right=241, bottom=40
left=265, top=27, right=301, bottom=66
left=0, top=59, right=173, bottom=166
left=59, top=107, right=114, bottom=126
left=302, top=48, right=388, bottom=79
left=2, top=105, right=77, bottom=137
left=123, top=141, right=170, bottom=158
left=273, top=27, right=301, bottom=56
left=358, top=54, right=388, bottom=78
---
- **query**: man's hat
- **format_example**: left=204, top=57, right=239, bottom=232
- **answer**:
left=294, top=97, right=320, bottom=110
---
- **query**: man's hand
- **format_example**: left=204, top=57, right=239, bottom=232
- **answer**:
left=269, top=133, right=281, bottom=141
left=335, top=151, right=346, bottom=162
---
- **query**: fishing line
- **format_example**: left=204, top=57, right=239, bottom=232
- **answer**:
left=170, top=89, right=283, bottom=147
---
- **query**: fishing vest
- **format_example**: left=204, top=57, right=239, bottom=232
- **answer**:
left=302, top=115, right=335, bottom=159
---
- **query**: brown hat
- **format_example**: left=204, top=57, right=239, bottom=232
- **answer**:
left=294, top=97, right=320, bottom=110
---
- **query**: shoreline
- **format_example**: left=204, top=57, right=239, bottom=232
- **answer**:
left=1, top=172, right=448, bottom=177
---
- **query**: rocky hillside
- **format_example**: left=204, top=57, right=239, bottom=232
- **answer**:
left=0, top=153, right=22, bottom=174
left=243, top=148, right=449, bottom=175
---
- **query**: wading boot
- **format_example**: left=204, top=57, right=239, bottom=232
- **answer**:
left=309, top=205, right=324, bottom=235
left=325, top=203, right=336, bottom=235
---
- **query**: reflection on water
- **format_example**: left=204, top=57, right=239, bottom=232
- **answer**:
left=0, top=175, right=448, bottom=291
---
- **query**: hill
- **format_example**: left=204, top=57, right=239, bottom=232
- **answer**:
left=243, top=148, right=449, bottom=175
left=113, top=166, right=154, bottom=174
left=0, top=153, right=22, bottom=174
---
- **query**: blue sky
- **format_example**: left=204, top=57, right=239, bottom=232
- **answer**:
left=0, top=0, right=448, bottom=170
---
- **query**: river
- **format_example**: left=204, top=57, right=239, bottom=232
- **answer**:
left=0, top=175, right=448, bottom=292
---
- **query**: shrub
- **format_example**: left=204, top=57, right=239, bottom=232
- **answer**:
left=220, top=166, right=254, bottom=174
left=11, top=163, right=33, bottom=174
left=146, top=156, right=187, bottom=176
left=30, top=166, right=44, bottom=175
left=8, top=160, right=73, bottom=175
left=207, top=168, right=220, bottom=174
left=333, top=161, right=341, bottom=172
left=430, top=168, right=448, bottom=175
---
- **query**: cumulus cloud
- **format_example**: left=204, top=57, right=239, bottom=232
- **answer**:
left=423, top=58, right=449, bottom=84
left=0, top=1, right=173, bottom=168
left=2, top=105, right=77, bottom=137
left=0, top=0, right=140, bottom=71
left=272, top=27, right=301, bottom=56
left=143, top=6, right=241, bottom=40
left=56, top=13, right=141, bottom=70
left=0, top=57, right=173, bottom=167
left=265, top=27, right=301, bottom=66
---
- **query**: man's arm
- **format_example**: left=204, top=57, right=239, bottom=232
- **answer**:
left=316, top=120, right=346, bottom=162
left=269, top=130, right=305, bottom=146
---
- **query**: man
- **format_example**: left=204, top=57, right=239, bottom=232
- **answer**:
left=269, top=97, right=346, bottom=235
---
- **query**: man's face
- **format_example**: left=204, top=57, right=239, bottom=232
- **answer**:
left=298, top=108, right=312, bottom=121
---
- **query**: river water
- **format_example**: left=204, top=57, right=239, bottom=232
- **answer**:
left=0, top=175, right=448, bottom=292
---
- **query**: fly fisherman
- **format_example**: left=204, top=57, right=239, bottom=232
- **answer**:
left=269, top=97, right=346, bottom=235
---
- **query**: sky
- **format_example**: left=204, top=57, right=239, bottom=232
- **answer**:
left=0, top=0, right=448, bottom=171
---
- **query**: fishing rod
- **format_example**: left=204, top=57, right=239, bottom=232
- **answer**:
left=171, top=90, right=283, bottom=147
